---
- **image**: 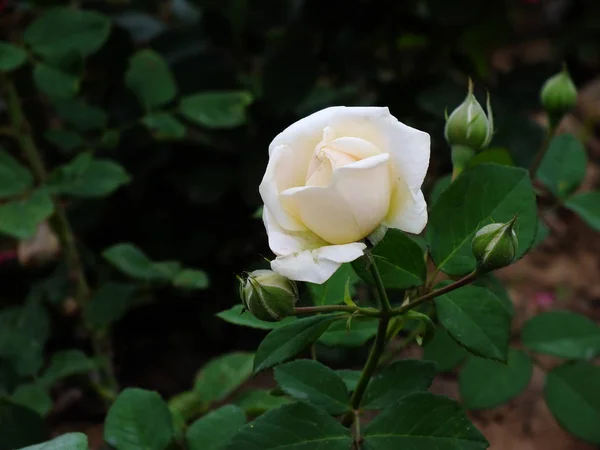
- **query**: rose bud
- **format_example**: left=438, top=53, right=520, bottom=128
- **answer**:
left=444, top=79, right=494, bottom=151
left=238, top=270, right=298, bottom=322
left=472, top=218, right=518, bottom=273
left=540, top=67, right=577, bottom=126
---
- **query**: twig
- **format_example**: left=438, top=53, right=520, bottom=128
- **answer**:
left=393, top=271, right=478, bottom=316
left=3, top=75, right=119, bottom=404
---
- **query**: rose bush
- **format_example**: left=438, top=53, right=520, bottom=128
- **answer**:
left=259, top=106, right=431, bottom=284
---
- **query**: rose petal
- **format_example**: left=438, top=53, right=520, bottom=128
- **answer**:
left=281, top=153, right=392, bottom=244
left=263, top=207, right=326, bottom=256
left=269, top=107, right=347, bottom=157
left=271, top=242, right=366, bottom=284
left=384, top=179, right=428, bottom=234
left=329, top=107, right=430, bottom=190
left=325, top=136, right=382, bottom=160
left=259, top=145, right=306, bottom=231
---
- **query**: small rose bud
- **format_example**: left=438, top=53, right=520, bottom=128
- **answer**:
left=238, top=270, right=298, bottom=322
left=540, top=67, right=577, bottom=125
left=472, top=218, right=518, bottom=272
left=444, top=79, right=494, bottom=150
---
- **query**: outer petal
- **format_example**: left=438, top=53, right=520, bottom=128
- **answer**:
left=263, top=206, right=327, bottom=257
left=271, top=243, right=366, bottom=284
left=259, top=145, right=307, bottom=231
left=384, top=179, right=428, bottom=234
left=269, top=106, right=376, bottom=156
left=280, top=153, right=392, bottom=245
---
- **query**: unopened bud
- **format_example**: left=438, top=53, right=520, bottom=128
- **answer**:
left=445, top=79, right=494, bottom=150
left=540, top=67, right=577, bottom=126
left=238, top=270, right=298, bottom=322
left=472, top=218, right=518, bottom=272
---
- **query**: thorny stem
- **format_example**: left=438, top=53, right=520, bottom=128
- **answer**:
left=3, top=76, right=119, bottom=404
left=529, top=123, right=558, bottom=179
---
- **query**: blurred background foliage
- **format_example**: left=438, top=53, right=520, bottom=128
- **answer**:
left=2, top=0, right=600, bottom=426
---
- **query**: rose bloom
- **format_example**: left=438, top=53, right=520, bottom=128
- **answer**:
left=259, top=106, right=430, bottom=284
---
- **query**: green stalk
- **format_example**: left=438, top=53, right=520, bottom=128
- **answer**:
left=392, top=271, right=477, bottom=316
left=529, top=124, right=557, bottom=179
left=341, top=252, right=392, bottom=427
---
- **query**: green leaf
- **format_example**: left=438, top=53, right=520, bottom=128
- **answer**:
left=565, top=192, right=600, bottom=231
left=101, top=130, right=121, bottom=149
left=84, top=282, right=137, bottom=328
left=24, top=7, right=110, bottom=58
left=0, top=191, right=54, bottom=239
left=0, top=151, right=33, bottom=199
left=16, top=433, right=88, bottom=450
left=318, top=317, right=378, bottom=347
left=103, top=243, right=177, bottom=282
left=537, top=134, right=586, bottom=199
left=352, top=229, right=427, bottom=289
left=167, top=391, right=204, bottom=423
left=42, top=50, right=83, bottom=77
left=52, top=98, right=107, bottom=131
left=44, top=130, right=85, bottom=152
left=46, top=153, right=130, bottom=198
left=274, top=359, right=350, bottom=415
left=11, top=384, right=52, bottom=416
left=307, top=263, right=358, bottom=306
left=33, top=64, right=79, bottom=98
left=216, top=304, right=296, bottom=330
left=363, top=392, right=488, bottom=450
left=126, top=50, right=177, bottom=110
left=429, top=174, right=451, bottom=208
left=253, top=314, right=341, bottom=373
left=194, top=352, right=254, bottom=404
left=234, top=389, right=292, bottom=417
left=473, top=273, right=515, bottom=317
left=179, top=91, right=253, bottom=128
left=0, top=399, right=47, bottom=450
left=39, top=350, right=94, bottom=387
left=172, top=269, right=209, bottom=290
left=336, top=370, right=361, bottom=392
left=0, top=299, right=49, bottom=376
left=423, top=326, right=467, bottom=372
left=226, top=402, right=352, bottom=450
left=0, top=362, right=19, bottom=396
left=0, top=41, right=27, bottom=72
left=545, top=361, right=600, bottom=444
left=142, top=113, right=186, bottom=140
left=363, top=360, right=436, bottom=410
left=468, top=147, right=514, bottom=168
left=522, top=310, right=600, bottom=359
left=186, top=405, right=246, bottom=450
left=104, top=388, right=174, bottom=450
left=435, top=285, right=510, bottom=362
left=459, top=349, right=533, bottom=409
left=427, top=164, right=537, bottom=275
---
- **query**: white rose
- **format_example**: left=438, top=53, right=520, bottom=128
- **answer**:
left=259, top=106, right=430, bottom=284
